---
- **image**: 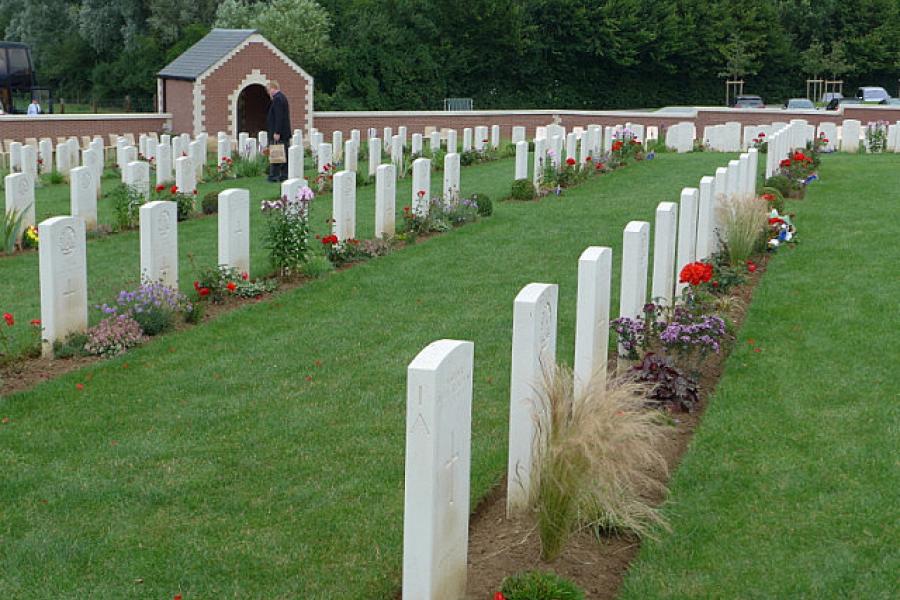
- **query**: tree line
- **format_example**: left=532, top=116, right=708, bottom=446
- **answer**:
left=2, top=0, right=898, bottom=110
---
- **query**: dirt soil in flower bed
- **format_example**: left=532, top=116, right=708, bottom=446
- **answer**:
left=463, top=255, right=770, bottom=600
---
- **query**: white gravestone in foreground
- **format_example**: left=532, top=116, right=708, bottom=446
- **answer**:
left=515, top=141, right=528, bottom=180
left=4, top=172, right=35, bottom=241
left=651, top=202, right=678, bottom=308
left=443, top=152, right=460, bottom=201
left=574, top=247, right=612, bottom=398
left=375, top=163, right=396, bottom=239
left=412, top=157, right=431, bottom=216
left=675, top=188, right=699, bottom=297
left=139, top=200, right=179, bottom=288
left=218, top=189, right=250, bottom=274
left=39, top=216, right=88, bottom=357
left=402, top=339, right=474, bottom=600
left=619, top=221, right=650, bottom=322
left=507, top=282, right=558, bottom=515
left=332, top=170, right=356, bottom=241
left=189, top=139, right=205, bottom=181
left=69, top=167, right=97, bottom=230
left=695, top=176, right=716, bottom=261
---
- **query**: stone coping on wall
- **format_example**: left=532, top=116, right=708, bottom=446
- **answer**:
left=0, top=113, right=172, bottom=122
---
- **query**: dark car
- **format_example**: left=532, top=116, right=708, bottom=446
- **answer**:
left=826, top=97, right=863, bottom=111
left=732, top=95, right=764, bottom=108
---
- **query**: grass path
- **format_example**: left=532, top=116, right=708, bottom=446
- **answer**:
left=619, top=153, right=900, bottom=599
left=1, top=153, right=735, bottom=598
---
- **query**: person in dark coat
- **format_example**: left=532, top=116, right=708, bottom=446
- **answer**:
left=266, top=80, right=291, bottom=182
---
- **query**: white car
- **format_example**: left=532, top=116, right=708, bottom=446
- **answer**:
left=856, top=87, right=890, bottom=102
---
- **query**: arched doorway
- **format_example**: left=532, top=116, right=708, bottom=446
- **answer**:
left=237, top=84, right=271, bottom=137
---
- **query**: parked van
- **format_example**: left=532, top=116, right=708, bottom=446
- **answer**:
left=855, top=87, right=890, bottom=103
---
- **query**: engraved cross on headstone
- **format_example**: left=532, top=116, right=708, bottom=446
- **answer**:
left=446, top=430, right=460, bottom=505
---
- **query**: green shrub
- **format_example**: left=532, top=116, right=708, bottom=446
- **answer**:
left=174, top=192, right=195, bottom=221
left=107, top=183, right=145, bottom=230
left=43, top=170, right=65, bottom=185
left=301, top=255, right=334, bottom=279
left=509, top=179, right=536, bottom=201
left=232, top=155, right=268, bottom=178
left=764, top=175, right=791, bottom=198
left=471, top=193, right=493, bottom=216
left=52, top=331, right=90, bottom=359
left=201, top=191, right=219, bottom=214
left=500, top=571, right=585, bottom=600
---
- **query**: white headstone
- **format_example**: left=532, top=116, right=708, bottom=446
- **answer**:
left=675, top=188, right=699, bottom=297
left=651, top=202, right=678, bottom=308
left=4, top=172, right=35, bottom=240
left=383, top=127, right=393, bottom=152
left=565, top=132, right=577, bottom=161
left=398, top=126, right=408, bottom=147
left=474, top=126, right=488, bottom=151
left=368, top=137, right=381, bottom=177
left=218, top=188, right=250, bottom=274
left=514, top=141, right=528, bottom=180
left=292, top=129, right=303, bottom=148
left=350, top=129, right=360, bottom=146
left=257, top=131, right=268, bottom=149
left=189, top=139, right=205, bottom=181
left=511, top=126, right=526, bottom=143
left=156, top=143, right=173, bottom=185
left=175, top=156, right=195, bottom=196
left=817, top=122, right=837, bottom=152
left=21, top=145, right=38, bottom=184
left=713, top=166, right=728, bottom=243
left=125, top=161, right=151, bottom=199
left=332, top=170, right=356, bottom=241
left=411, top=133, right=423, bottom=156
left=841, top=119, right=861, bottom=153
left=738, top=153, right=751, bottom=198
left=317, top=142, right=333, bottom=174
left=56, top=142, right=73, bottom=176
left=533, top=137, right=546, bottom=189
left=69, top=166, right=97, bottom=230
left=619, top=221, right=650, bottom=321
left=217, top=136, right=231, bottom=164
left=446, top=129, right=458, bottom=153
left=491, top=124, right=501, bottom=149
left=695, top=176, right=716, bottom=261
left=38, top=216, right=88, bottom=357
left=442, top=153, right=460, bottom=201
left=747, top=148, right=759, bottom=197
left=391, top=134, right=403, bottom=169
left=288, top=144, right=304, bottom=180
left=172, top=136, right=186, bottom=161
left=332, top=130, right=343, bottom=162
left=507, top=282, right=558, bottom=514
left=574, top=246, right=612, bottom=397
left=402, top=339, right=474, bottom=600
left=375, top=163, right=396, bottom=239
left=725, top=159, right=740, bottom=201
left=412, top=158, right=431, bottom=216
left=429, top=130, right=441, bottom=153
left=344, top=140, right=358, bottom=173
left=139, top=200, right=178, bottom=288
left=8, top=142, right=22, bottom=173
left=39, top=139, right=53, bottom=174
left=462, top=128, right=473, bottom=152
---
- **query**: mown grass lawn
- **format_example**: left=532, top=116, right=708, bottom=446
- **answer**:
left=619, top=153, right=900, bottom=599
left=0, top=152, right=736, bottom=598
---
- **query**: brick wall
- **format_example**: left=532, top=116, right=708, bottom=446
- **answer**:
left=0, top=114, right=171, bottom=143
left=164, top=79, right=194, bottom=135
left=199, top=42, right=309, bottom=137
left=313, top=106, right=900, bottom=140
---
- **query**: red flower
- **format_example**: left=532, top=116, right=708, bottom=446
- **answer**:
left=321, top=234, right=339, bottom=245
left=226, top=282, right=237, bottom=292
left=758, top=132, right=765, bottom=138
left=768, top=217, right=784, bottom=226
left=565, top=157, right=576, bottom=166
left=711, top=280, right=719, bottom=288
left=678, top=262, right=713, bottom=286
left=155, top=184, right=165, bottom=193
left=174, top=595, right=183, bottom=600
left=30, top=319, right=41, bottom=327
left=75, top=383, right=84, bottom=391
left=192, top=189, right=198, bottom=195
left=779, top=159, right=791, bottom=168
left=350, top=238, right=360, bottom=246
left=747, top=261, right=757, bottom=273
left=595, top=162, right=605, bottom=171
left=170, top=185, right=178, bottom=195
left=241, top=272, right=249, bottom=281
left=792, top=151, right=806, bottom=162
left=198, top=287, right=210, bottom=297
left=823, top=138, right=829, bottom=143
left=611, top=140, right=624, bottom=152
left=193, top=280, right=200, bottom=291
left=494, top=593, right=506, bottom=600
left=585, top=156, right=593, bottom=162
left=417, top=190, right=426, bottom=198
left=3, top=313, right=13, bottom=327
left=761, top=193, right=775, bottom=202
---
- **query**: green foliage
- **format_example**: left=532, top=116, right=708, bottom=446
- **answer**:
left=107, top=184, right=145, bottom=231
left=51, top=331, right=90, bottom=359
left=759, top=186, right=785, bottom=213
left=471, top=192, right=492, bottom=216
left=301, top=254, right=334, bottom=279
left=232, top=154, right=268, bottom=179
left=174, top=192, right=196, bottom=221
left=1, top=205, right=28, bottom=253
left=764, top=175, right=792, bottom=198
left=509, top=178, right=536, bottom=201
left=201, top=191, right=219, bottom=215
left=500, top=570, right=586, bottom=600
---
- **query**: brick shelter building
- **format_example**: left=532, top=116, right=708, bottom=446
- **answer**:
left=157, top=29, right=312, bottom=138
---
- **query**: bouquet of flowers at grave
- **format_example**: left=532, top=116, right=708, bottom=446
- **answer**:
left=153, top=184, right=198, bottom=221
left=812, top=131, right=831, bottom=154
left=610, top=127, right=644, bottom=163
left=751, top=132, right=768, bottom=153
left=314, top=163, right=334, bottom=193
left=261, top=187, right=313, bottom=276
left=777, top=149, right=817, bottom=185
left=766, top=209, right=797, bottom=250
left=23, top=225, right=39, bottom=249
left=865, top=121, right=889, bottom=153
left=192, top=265, right=277, bottom=302
left=206, top=156, right=234, bottom=182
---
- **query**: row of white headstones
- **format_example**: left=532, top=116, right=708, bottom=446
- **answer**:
left=397, top=122, right=827, bottom=598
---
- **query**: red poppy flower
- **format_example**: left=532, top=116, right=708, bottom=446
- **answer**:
left=566, top=157, right=576, bottom=166
left=3, top=312, right=13, bottom=326
left=611, top=140, right=624, bottom=152
left=155, top=184, right=165, bottom=193
left=198, top=287, right=210, bottom=297
left=768, top=217, right=785, bottom=226
left=30, top=319, right=41, bottom=327
left=75, top=383, right=84, bottom=391
left=193, top=280, right=200, bottom=291
left=192, top=189, right=198, bottom=195
left=226, top=282, right=237, bottom=292
left=758, top=132, right=765, bottom=138
left=241, top=272, right=249, bottom=281
left=170, top=185, right=178, bottom=194
left=779, top=159, right=791, bottom=168
left=747, top=261, right=757, bottom=273
left=585, top=156, right=593, bottom=162
left=761, top=193, right=775, bottom=202
left=823, top=138, right=829, bottom=143
left=711, top=280, right=719, bottom=288
left=494, top=593, right=506, bottom=600
left=417, top=190, right=426, bottom=198
left=792, top=151, right=806, bottom=162
left=678, top=262, right=714, bottom=286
